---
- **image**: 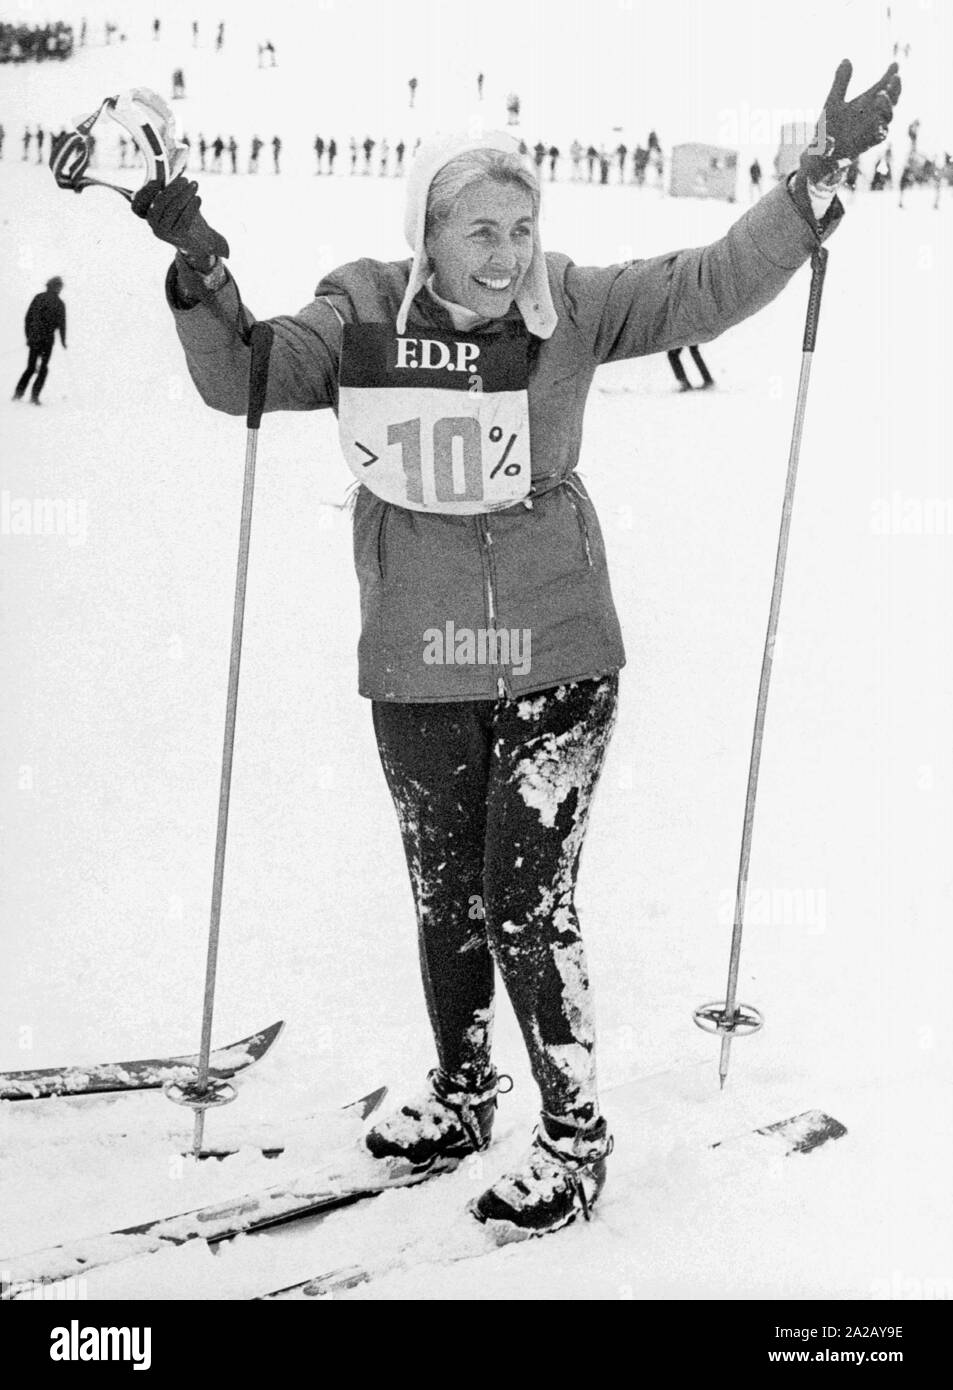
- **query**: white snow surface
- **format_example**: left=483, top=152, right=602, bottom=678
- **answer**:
left=1, top=18, right=952, bottom=1301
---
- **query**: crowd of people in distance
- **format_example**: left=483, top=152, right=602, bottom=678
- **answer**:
left=0, top=20, right=74, bottom=62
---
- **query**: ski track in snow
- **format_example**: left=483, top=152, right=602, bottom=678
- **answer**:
left=1, top=15, right=952, bottom=1300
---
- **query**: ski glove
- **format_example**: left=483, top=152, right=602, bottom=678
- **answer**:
left=801, top=59, right=901, bottom=184
left=131, top=176, right=229, bottom=271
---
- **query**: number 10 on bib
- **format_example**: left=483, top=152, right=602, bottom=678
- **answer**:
left=338, top=325, right=532, bottom=514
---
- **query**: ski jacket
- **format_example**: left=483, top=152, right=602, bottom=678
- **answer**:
left=25, top=291, right=66, bottom=348
left=166, top=178, right=842, bottom=702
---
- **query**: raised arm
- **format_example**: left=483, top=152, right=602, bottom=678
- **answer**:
left=133, top=175, right=346, bottom=416
left=164, top=256, right=346, bottom=416
left=566, top=57, right=901, bottom=364
left=564, top=175, right=842, bottom=363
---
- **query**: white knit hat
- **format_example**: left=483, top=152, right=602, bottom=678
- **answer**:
left=396, top=131, right=557, bottom=338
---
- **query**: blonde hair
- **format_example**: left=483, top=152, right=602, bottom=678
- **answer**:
left=425, top=149, right=540, bottom=242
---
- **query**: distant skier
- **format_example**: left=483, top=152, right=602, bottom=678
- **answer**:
left=22, top=127, right=31, bottom=161
left=248, top=135, right=263, bottom=174
left=548, top=145, right=559, bottom=180
left=171, top=68, right=186, bottom=100
left=585, top=144, right=597, bottom=181
left=362, top=136, right=374, bottom=174
left=198, top=134, right=207, bottom=172
left=327, top=137, right=337, bottom=174
left=379, top=137, right=390, bottom=177
left=749, top=158, right=762, bottom=200
left=314, top=134, right=325, bottom=174
left=569, top=139, right=582, bottom=181
left=192, top=20, right=198, bottom=47
left=505, top=92, right=520, bottom=126
left=13, top=276, right=66, bottom=406
left=408, top=75, right=418, bottom=109
left=215, top=21, right=224, bottom=52
left=615, top=142, right=627, bottom=182
left=598, top=146, right=610, bottom=184
left=349, top=136, right=358, bottom=173
left=153, top=17, right=160, bottom=41
left=532, top=141, right=545, bottom=170
left=898, top=159, right=915, bottom=208
left=228, top=136, right=238, bottom=175
left=667, top=346, right=715, bottom=391
left=35, top=126, right=44, bottom=164
left=477, top=71, right=484, bottom=100
left=211, top=135, right=224, bottom=174
left=272, top=135, right=281, bottom=174
left=395, top=139, right=405, bottom=176
left=632, top=145, right=649, bottom=185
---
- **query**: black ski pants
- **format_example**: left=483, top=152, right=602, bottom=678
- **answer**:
left=15, top=342, right=54, bottom=400
left=372, top=675, right=619, bottom=1126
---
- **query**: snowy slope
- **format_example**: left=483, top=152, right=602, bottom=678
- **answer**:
left=1, top=18, right=952, bottom=1301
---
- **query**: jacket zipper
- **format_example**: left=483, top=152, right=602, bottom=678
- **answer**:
left=565, top=479, right=594, bottom=568
left=376, top=507, right=389, bottom=580
left=476, top=516, right=509, bottom=699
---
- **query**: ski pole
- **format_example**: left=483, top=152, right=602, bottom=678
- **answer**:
left=694, top=245, right=830, bottom=1088
left=164, top=320, right=276, bottom=1156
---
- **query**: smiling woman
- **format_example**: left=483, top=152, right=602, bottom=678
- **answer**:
left=131, top=61, right=898, bottom=1238
left=422, top=151, right=538, bottom=319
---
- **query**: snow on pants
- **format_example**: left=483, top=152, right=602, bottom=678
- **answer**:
left=372, top=674, right=619, bottom=1127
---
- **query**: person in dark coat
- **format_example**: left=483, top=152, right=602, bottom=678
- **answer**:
left=14, top=277, right=66, bottom=404
left=749, top=158, right=762, bottom=200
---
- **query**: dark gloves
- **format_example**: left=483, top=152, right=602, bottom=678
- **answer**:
left=131, top=176, right=229, bottom=272
left=801, top=59, right=901, bottom=183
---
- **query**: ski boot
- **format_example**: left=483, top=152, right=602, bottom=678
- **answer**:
left=365, top=1067, right=504, bottom=1173
left=469, top=1112, right=613, bottom=1237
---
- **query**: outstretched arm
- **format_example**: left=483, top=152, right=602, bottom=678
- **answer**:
left=133, top=176, right=345, bottom=414
left=164, top=257, right=345, bottom=415
left=569, top=58, right=901, bottom=364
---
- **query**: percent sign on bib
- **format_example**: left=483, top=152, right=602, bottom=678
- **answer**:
left=387, top=417, right=522, bottom=505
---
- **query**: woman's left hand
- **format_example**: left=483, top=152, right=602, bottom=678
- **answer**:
left=801, top=58, right=902, bottom=183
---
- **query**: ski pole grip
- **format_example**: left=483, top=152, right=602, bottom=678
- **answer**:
left=246, top=321, right=275, bottom=431
left=802, top=246, right=829, bottom=354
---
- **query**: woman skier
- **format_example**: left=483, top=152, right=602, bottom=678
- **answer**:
left=132, top=58, right=899, bottom=1240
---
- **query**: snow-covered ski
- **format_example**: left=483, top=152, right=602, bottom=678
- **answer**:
left=0, top=1083, right=392, bottom=1298
left=0, top=1020, right=285, bottom=1101
left=258, top=1108, right=848, bottom=1300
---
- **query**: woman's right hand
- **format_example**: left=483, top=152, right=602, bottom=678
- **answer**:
left=131, top=176, right=230, bottom=272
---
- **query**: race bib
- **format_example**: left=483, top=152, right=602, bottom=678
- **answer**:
left=338, top=324, right=532, bottom=514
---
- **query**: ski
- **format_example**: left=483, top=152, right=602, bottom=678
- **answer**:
left=258, top=1108, right=848, bottom=1300
left=0, top=1084, right=393, bottom=1298
left=0, top=1020, right=285, bottom=1102
left=0, top=1058, right=716, bottom=1297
